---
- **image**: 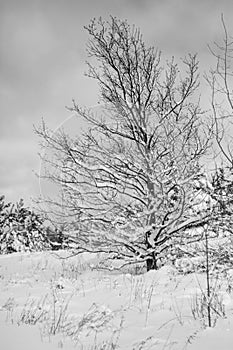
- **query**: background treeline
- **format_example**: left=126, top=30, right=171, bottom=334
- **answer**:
left=0, top=195, right=67, bottom=253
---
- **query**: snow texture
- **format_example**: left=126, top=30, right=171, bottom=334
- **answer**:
left=0, top=251, right=233, bottom=349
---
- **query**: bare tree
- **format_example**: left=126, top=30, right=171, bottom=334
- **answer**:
left=206, top=15, right=233, bottom=233
left=37, top=17, right=212, bottom=270
left=207, top=14, right=233, bottom=166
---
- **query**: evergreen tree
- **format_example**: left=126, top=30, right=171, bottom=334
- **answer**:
left=0, top=196, right=50, bottom=253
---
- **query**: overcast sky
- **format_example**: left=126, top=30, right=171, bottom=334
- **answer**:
left=1, top=0, right=233, bottom=205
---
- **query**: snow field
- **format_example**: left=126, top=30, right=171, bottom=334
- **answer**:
left=0, top=251, right=233, bottom=349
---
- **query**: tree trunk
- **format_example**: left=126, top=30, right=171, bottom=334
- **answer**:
left=146, top=252, right=157, bottom=271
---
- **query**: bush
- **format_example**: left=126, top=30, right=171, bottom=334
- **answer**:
left=0, top=196, right=50, bottom=253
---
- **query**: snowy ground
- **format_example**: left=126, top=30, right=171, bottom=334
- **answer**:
left=0, top=251, right=233, bottom=349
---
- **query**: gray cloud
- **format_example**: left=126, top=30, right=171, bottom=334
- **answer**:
left=1, top=0, right=233, bottom=203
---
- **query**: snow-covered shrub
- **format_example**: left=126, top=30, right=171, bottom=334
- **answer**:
left=175, top=257, right=199, bottom=274
left=170, top=167, right=233, bottom=273
left=0, top=196, right=50, bottom=254
left=45, top=225, right=73, bottom=251
left=172, top=237, right=233, bottom=274
left=167, top=223, right=233, bottom=274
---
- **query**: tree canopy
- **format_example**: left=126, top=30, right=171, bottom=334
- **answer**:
left=37, top=17, right=216, bottom=270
